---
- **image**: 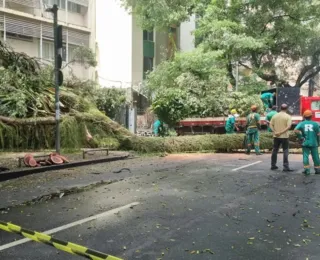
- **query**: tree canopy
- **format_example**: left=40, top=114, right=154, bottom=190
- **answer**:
left=122, top=0, right=320, bottom=87
left=121, top=0, right=320, bottom=125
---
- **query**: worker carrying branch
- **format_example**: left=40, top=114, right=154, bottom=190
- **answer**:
left=245, top=105, right=262, bottom=155
left=225, top=109, right=239, bottom=134
left=294, top=110, right=320, bottom=176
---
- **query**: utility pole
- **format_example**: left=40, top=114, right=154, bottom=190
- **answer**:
left=235, top=61, right=239, bottom=92
left=46, top=4, right=64, bottom=154
left=308, top=78, right=315, bottom=97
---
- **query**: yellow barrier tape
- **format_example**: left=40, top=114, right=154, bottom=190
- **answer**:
left=0, top=221, right=122, bottom=260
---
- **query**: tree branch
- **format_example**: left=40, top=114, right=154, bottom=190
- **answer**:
left=227, top=62, right=236, bottom=87
left=296, top=49, right=320, bottom=87
left=299, top=66, right=320, bottom=87
left=261, top=14, right=316, bottom=34
left=239, top=62, right=278, bottom=83
left=239, top=62, right=252, bottom=70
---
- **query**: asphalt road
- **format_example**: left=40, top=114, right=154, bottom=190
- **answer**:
left=0, top=153, right=319, bottom=260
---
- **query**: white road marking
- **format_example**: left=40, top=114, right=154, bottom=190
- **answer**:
left=0, top=202, right=140, bottom=251
left=232, top=161, right=262, bottom=172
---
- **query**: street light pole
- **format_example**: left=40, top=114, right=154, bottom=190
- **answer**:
left=46, top=4, right=63, bottom=154
left=53, top=5, right=61, bottom=154
left=235, top=61, right=239, bottom=92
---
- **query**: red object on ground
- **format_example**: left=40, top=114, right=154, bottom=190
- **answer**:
left=50, top=154, right=64, bottom=164
left=28, top=158, right=38, bottom=167
left=58, top=155, right=69, bottom=163
left=23, top=154, right=32, bottom=166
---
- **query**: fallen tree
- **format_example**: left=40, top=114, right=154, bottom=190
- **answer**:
left=0, top=112, right=132, bottom=151
left=120, top=133, right=300, bottom=153
left=0, top=41, right=132, bottom=151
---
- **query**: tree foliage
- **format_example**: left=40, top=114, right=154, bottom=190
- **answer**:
left=0, top=42, right=99, bottom=118
left=66, top=45, right=97, bottom=68
left=121, top=0, right=320, bottom=125
left=149, top=48, right=264, bottom=126
left=123, top=0, right=320, bottom=87
left=93, top=88, right=127, bottom=120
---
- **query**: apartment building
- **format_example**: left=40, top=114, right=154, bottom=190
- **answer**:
left=0, top=0, right=96, bottom=80
left=96, top=0, right=196, bottom=90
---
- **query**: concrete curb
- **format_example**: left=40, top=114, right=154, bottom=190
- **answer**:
left=0, top=154, right=129, bottom=182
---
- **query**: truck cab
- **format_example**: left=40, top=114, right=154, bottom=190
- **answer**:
left=300, top=96, right=320, bottom=123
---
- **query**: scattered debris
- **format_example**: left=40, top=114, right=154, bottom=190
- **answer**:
left=113, top=168, right=131, bottom=174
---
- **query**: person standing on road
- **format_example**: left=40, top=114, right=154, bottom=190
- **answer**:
left=245, top=105, right=262, bottom=155
left=270, top=104, right=293, bottom=172
left=225, top=109, right=239, bottom=134
left=294, top=110, right=320, bottom=176
left=266, top=106, right=278, bottom=132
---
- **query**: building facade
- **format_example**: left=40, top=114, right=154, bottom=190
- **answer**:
left=96, top=0, right=195, bottom=90
left=0, top=0, right=96, bottom=80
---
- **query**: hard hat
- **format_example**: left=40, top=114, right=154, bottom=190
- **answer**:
left=231, top=109, right=237, bottom=114
left=251, top=105, right=257, bottom=111
left=303, top=110, right=312, bottom=117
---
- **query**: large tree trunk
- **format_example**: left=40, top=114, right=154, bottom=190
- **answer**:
left=0, top=113, right=133, bottom=137
left=0, top=115, right=56, bottom=125
left=120, top=133, right=300, bottom=152
left=296, top=50, right=320, bottom=88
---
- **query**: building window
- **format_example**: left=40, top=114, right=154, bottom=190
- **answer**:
left=5, top=32, right=33, bottom=42
left=143, top=30, right=154, bottom=42
left=68, top=2, right=81, bottom=13
left=42, top=41, right=66, bottom=61
left=43, top=0, right=66, bottom=9
left=43, top=41, right=54, bottom=60
left=311, top=101, right=320, bottom=110
left=143, top=57, right=153, bottom=79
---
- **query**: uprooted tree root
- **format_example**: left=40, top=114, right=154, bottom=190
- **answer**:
left=120, top=133, right=300, bottom=153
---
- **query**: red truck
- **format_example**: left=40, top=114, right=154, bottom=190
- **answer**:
left=176, top=87, right=320, bottom=135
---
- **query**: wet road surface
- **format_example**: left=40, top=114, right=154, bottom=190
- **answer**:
left=0, top=153, right=319, bottom=260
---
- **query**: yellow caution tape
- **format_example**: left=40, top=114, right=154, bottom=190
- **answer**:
left=0, top=221, right=122, bottom=260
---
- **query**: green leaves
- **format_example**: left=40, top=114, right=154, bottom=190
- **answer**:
left=120, top=0, right=197, bottom=30
left=147, top=45, right=265, bottom=125
left=152, top=88, right=190, bottom=127
left=125, top=0, right=320, bottom=86
left=93, top=88, right=127, bottom=120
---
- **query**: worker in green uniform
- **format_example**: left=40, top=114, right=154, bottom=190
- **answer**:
left=294, top=110, right=320, bottom=175
left=261, top=92, right=275, bottom=111
left=225, top=109, right=239, bottom=134
left=266, top=106, right=278, bottom=132
left=153, top=119, right=163, bottom=137
left=245, top=105, right=262, bottom=155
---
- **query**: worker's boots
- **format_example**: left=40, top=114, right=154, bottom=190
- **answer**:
left=302, top=170, right=311, bottom=176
